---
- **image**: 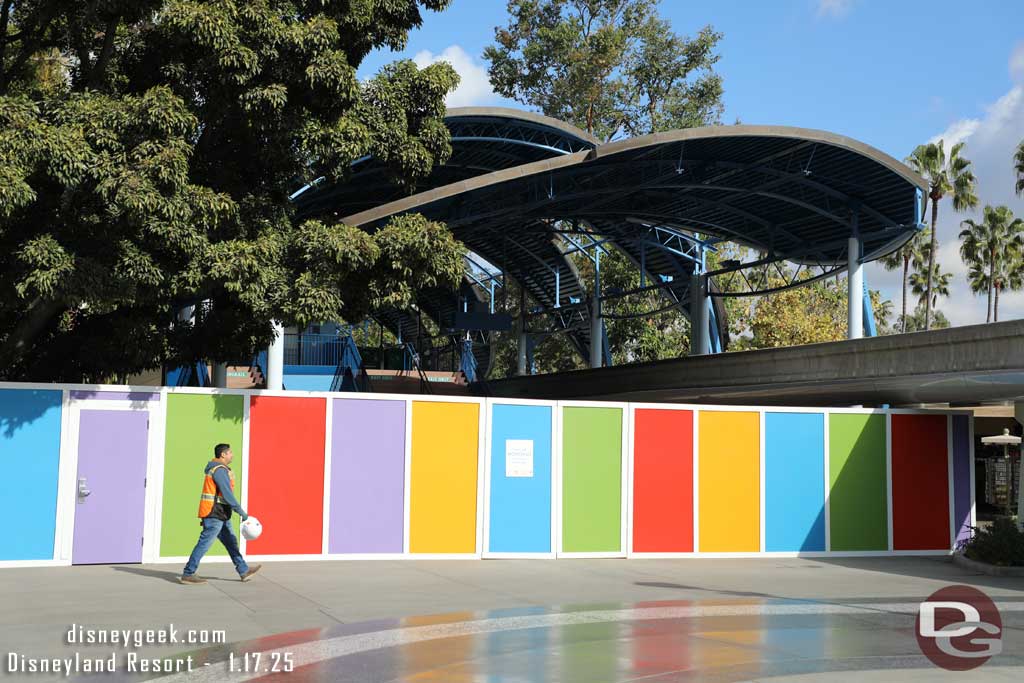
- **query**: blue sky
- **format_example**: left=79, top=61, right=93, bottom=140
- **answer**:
left=361, top=0, right=1024, bottom=326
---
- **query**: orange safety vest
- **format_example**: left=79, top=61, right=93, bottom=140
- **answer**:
left=197, top=463, right=235, bottom=518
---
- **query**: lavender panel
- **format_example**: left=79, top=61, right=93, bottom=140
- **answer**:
left=329, top=399, right=406, bottom=553
left=72, top=410, right=149, bottom=564
left=952, top=415, right=973, bottom=544
left=71, top=391, right=160, bottom=402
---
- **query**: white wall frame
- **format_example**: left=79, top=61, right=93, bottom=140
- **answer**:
left=0, top=379, right=977, bottom=567
left=482, top=398, right=560, bottom=560
left=555, top=400, right=629, bottom=559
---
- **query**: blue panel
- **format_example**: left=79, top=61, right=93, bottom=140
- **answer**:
left=488, top=404, right=553, bottom=553
left=765, top=412, right=826, bottom=552
left=0, top=389, right=63, bottom=560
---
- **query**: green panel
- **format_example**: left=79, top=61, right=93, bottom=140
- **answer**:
left=561, top=407, right=622, bottom=552
left=160, top=393, right=245, bottom=556
left=828, top=413, right=888, bottom=551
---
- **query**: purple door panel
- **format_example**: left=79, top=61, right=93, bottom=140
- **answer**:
left=72, top=410, right=149, bottom=564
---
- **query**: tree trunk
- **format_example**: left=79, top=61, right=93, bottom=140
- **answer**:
left=924, top=195, right=940, bottom=330
left=994, top=282, right=1001, bottom=322
left=0, top=297, right=64, bottom=377
left=987, top=246, right=995, bottom=323
left=901, top=252, right=909, bottom=333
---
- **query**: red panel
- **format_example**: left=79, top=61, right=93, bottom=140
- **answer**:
left=891, top=414, right=950, bottom=550
left=632, top=409, right=693, bottom=552
left=247, top=396, right=326, bottom=555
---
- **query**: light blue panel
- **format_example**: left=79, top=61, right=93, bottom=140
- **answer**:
left=281, top=374, right=334, bottom=391
left=765, top=412, right=826, bottom=552
left=0, top=389, right=63, bottom=560
left=488, top=404, right=552, bottom=553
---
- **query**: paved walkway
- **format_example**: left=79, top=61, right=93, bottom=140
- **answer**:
left=2, top=557, right=1022, bottom=681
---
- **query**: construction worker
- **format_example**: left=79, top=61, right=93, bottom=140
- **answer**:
left=179, top=443, right=261, bottom=584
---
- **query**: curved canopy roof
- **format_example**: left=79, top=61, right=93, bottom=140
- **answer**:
left=296, top=108, right=927, bottom=369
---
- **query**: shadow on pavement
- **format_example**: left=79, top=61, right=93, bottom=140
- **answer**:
left=110, top=565, right=235, bottom=584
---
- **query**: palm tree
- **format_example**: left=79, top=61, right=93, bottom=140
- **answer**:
left=880, top=228, right=929, bottom=332
left=1015, top=139, right=1024, bottom=197
left=994, top=256, right=1024, bottom=322
left=909, top=254, right=952, bottom=311
left=907, top=140, right=979, bottom=329
left=959, top=206, right=1024, bottom=323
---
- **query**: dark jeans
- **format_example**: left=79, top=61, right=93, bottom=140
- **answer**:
left=183, top=517, right=249, bottom=577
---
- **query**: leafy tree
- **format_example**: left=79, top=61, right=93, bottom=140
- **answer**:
left=898, top=306, right=951, bottom=333
left=0, top=1, right=465, bottom=381
left=879, top=228, right=929, bottom=332
left=958, top=205, right=1024, bottom=323
left=484, top=0, right=723, bottom=141
left=906, top=140, right=978, bottom=330
left=1015, top=139, right=1024, bottom=197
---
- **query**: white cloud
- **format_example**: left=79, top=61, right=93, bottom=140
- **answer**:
left=867, top=47, right=1024, bottom=327
left=816, top=0, right=855, bottom=18
left=412, top=45, right=501, bottom=109
left=1010, top=41, right=1024, bottom=83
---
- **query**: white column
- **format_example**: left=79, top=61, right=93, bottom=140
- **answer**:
left=212, top=363, right=228, bottom=388
left=266, top=321, right=284, bottom=390
left=589, top=290, right=602, bottom=368
left=690, top=273, right=709, bottom=355
left=1017, top=403, right=1024, bottom=531
left=848, top=235, right=863, bottom=340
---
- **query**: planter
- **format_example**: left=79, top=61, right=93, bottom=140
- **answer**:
left=953, top=551, right=1024, bottom=577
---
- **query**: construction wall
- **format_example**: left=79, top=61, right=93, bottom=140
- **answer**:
left=0, top=383, right=974, bottom=567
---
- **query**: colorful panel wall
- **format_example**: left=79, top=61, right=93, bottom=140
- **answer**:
left=409, top=401, right=480, bottom=554
left=561, top=406, right=623, bottom=553
left=329, top=399, right=406, bottom=554
left=828, top=413, right=887, bottom=551
left=487, top=403, right=553, bottom=554
left=246, top=396, right=326, bottom=555
left=951, top=415, right=973, bottom=544
left=891, top=414, right=950, bottom=550
left=765, top=412, right=826, bottom=552
left=0, top=389, right=63, bottom=561
left=160, top=393, right=245, bottom=557
left=632, top=409, right=693, bottom=553
left=698, top=411, right=760, bottom=552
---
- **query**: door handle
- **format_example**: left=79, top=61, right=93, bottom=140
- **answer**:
left=77, top=477, right=91, bottom=503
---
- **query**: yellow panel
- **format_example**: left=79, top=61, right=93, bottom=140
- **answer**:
left=410, top=402, right=480, bottom=553
left=699, top=411, right=760, bottom=552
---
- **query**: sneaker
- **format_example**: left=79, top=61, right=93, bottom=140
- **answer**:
left=240, top=564, right=262, bottom=582
left=179, top=575, right=207, bottom=585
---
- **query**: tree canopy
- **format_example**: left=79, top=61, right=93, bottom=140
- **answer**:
left=0, top=0, right=465, bottom=381
left=484, top=0, right=723, bottom=141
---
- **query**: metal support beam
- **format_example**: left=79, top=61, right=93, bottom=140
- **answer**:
left=590, top=252, right=603, bottom=368
left=847, top=210, right=863, bottom=340
left=267, top=321, right=285, bottom=390
left=690, top=273, right=710, bottom=355
left=517, top=289, right=528, bottom=376
left=212, top=363, right=227, bottom=388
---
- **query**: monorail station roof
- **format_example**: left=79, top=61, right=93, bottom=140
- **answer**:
left=295, top=108, right=927, bottom=368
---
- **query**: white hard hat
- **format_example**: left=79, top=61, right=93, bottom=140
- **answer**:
left=240, top=516, right=262, bottom=540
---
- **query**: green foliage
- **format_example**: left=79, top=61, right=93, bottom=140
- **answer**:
left=1015, top=139, right=1024, bottom=197
left=484, top=0, right=723, bottom=140
left=897, top=305, right=950, bottom=333
left=0, top=1, right=464, bottom=381
left=959, top=205, right=1024, bottom=323
left=959, top=519, right=1024, bottom=567
left=906, top=139, right=978, bottom=329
